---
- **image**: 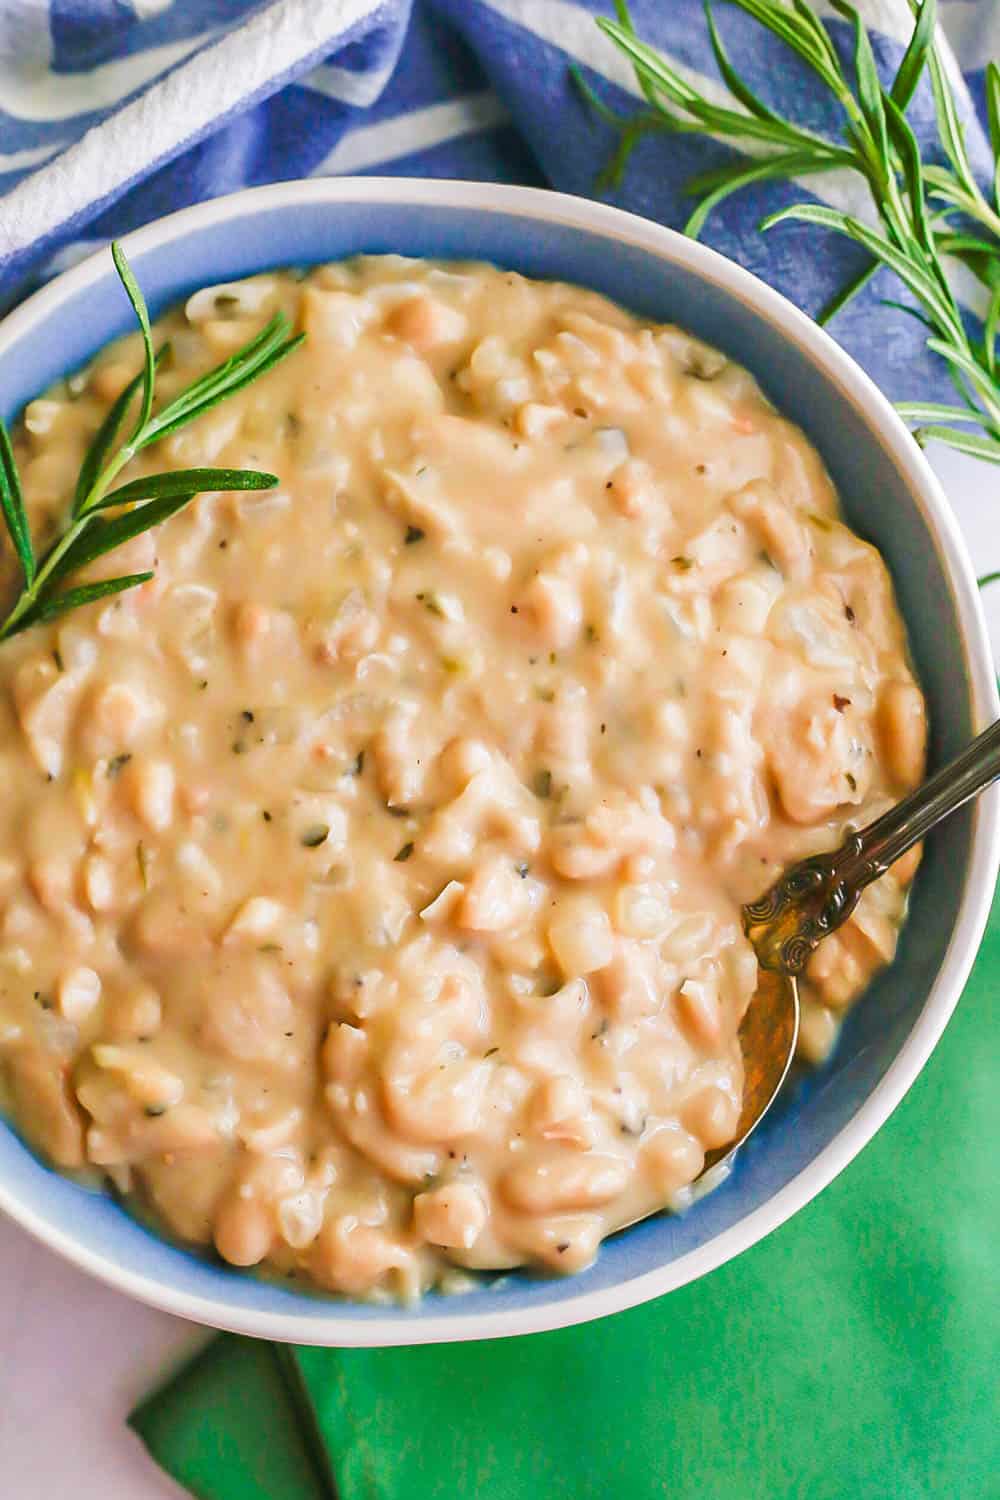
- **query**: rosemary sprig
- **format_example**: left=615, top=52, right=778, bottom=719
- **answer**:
left=0, top=242, right=305, bottom=641
left=576, top=0, right=1000, bottom=463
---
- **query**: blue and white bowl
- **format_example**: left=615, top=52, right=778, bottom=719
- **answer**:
left=0, top=179, right=996, bottom=1346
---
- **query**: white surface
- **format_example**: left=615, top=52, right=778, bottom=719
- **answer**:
left=0, top=437, right=995, bottom=1493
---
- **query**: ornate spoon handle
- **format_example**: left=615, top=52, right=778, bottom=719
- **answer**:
left=744, top=717, right=1000, bottom=975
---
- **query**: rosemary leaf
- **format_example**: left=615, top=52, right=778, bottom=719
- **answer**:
left=913, top=425, right=1000, bottom=462
left=832, top=1, right=890, bottom=168
left=895, top=400, right=986, bottom=425
left=764, top=206, right=964, bottom=338
left=7, top=573, right=154, bottom=637
left=986, top=285, right=1000, bottom=380
left=817, top=258, right=879, bottom=326
left=50, top=492, right=194, bottom=579
left=933, top=232, right=1000, bottom=261
left=926, top=337, right=1000, bottom=407
left=72, top=347, right=168, bottom=516
left=891, top=0, right=937, bottom=110
left=0, top=419, right=34, bottom=586
left=925, top=34, right=977, bottom=197
left=878, top=297, right=938, bottom=334
left=987, top=61, right=1000, bottom=208
left=147, top=334, right=305, bottom=445
left=111, top=242, right=156, bottom=439
left=684, top=150, right=835, bottom=238
left=883, top=93, right=935, bottom=258
left=703, top=3, right=784, bottom=127
left=98, top=467, right=279, bottom=509
left=141, top=315, right=301, bottom=446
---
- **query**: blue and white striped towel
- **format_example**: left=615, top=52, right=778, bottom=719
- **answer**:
left=1, top=0, right=998, bottom=410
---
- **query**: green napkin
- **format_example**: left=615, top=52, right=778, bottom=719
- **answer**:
left=131, top=893, right=1000, bottom=1500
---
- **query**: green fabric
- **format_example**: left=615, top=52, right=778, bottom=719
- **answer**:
left=128, top=1335, right=333, bottom=1500
left=132, top=894, right=1000, bottom=1500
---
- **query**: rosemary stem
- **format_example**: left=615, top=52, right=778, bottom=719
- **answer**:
left=0, top=428, right=145, bottom=639
left=76, top=441, right=137, bottom=518
left=0, top=512, right=90, bottom=639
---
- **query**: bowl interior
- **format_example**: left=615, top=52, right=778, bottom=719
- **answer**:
left=0, top=187, right=986, bottom=1338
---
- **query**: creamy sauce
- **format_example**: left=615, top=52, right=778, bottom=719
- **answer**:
left=0, top=258, right=925, bottom=1297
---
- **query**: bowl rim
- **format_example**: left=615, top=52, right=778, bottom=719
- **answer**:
left=0, top=176, right=997, bottom=1347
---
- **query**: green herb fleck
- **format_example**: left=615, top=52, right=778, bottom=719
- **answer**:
left=107, top=752, right=132, bottom=779
left=300, top=825, right=329, bottom=848
left=532, top=769, right=552, bottom=799
left=394, top=841, right=415, bottom=862
left=405, top=525, right=426, bottom=545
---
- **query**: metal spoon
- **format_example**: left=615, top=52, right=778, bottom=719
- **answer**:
left=701, top=716, right=1000, bottom=1177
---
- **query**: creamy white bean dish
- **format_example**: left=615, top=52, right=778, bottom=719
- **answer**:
left=0, top=258, right=926, bottom=1298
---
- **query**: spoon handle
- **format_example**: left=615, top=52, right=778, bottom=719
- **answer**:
left=744, top=717, right=1000, bottom=975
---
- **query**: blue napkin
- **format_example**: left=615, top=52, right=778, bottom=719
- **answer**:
left=0, top=1, right=997, bottom=411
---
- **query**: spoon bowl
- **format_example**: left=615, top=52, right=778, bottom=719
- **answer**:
left=709, top=715, right=1000, bottom=1178
left=702, top=970, right=799, bottom=1176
